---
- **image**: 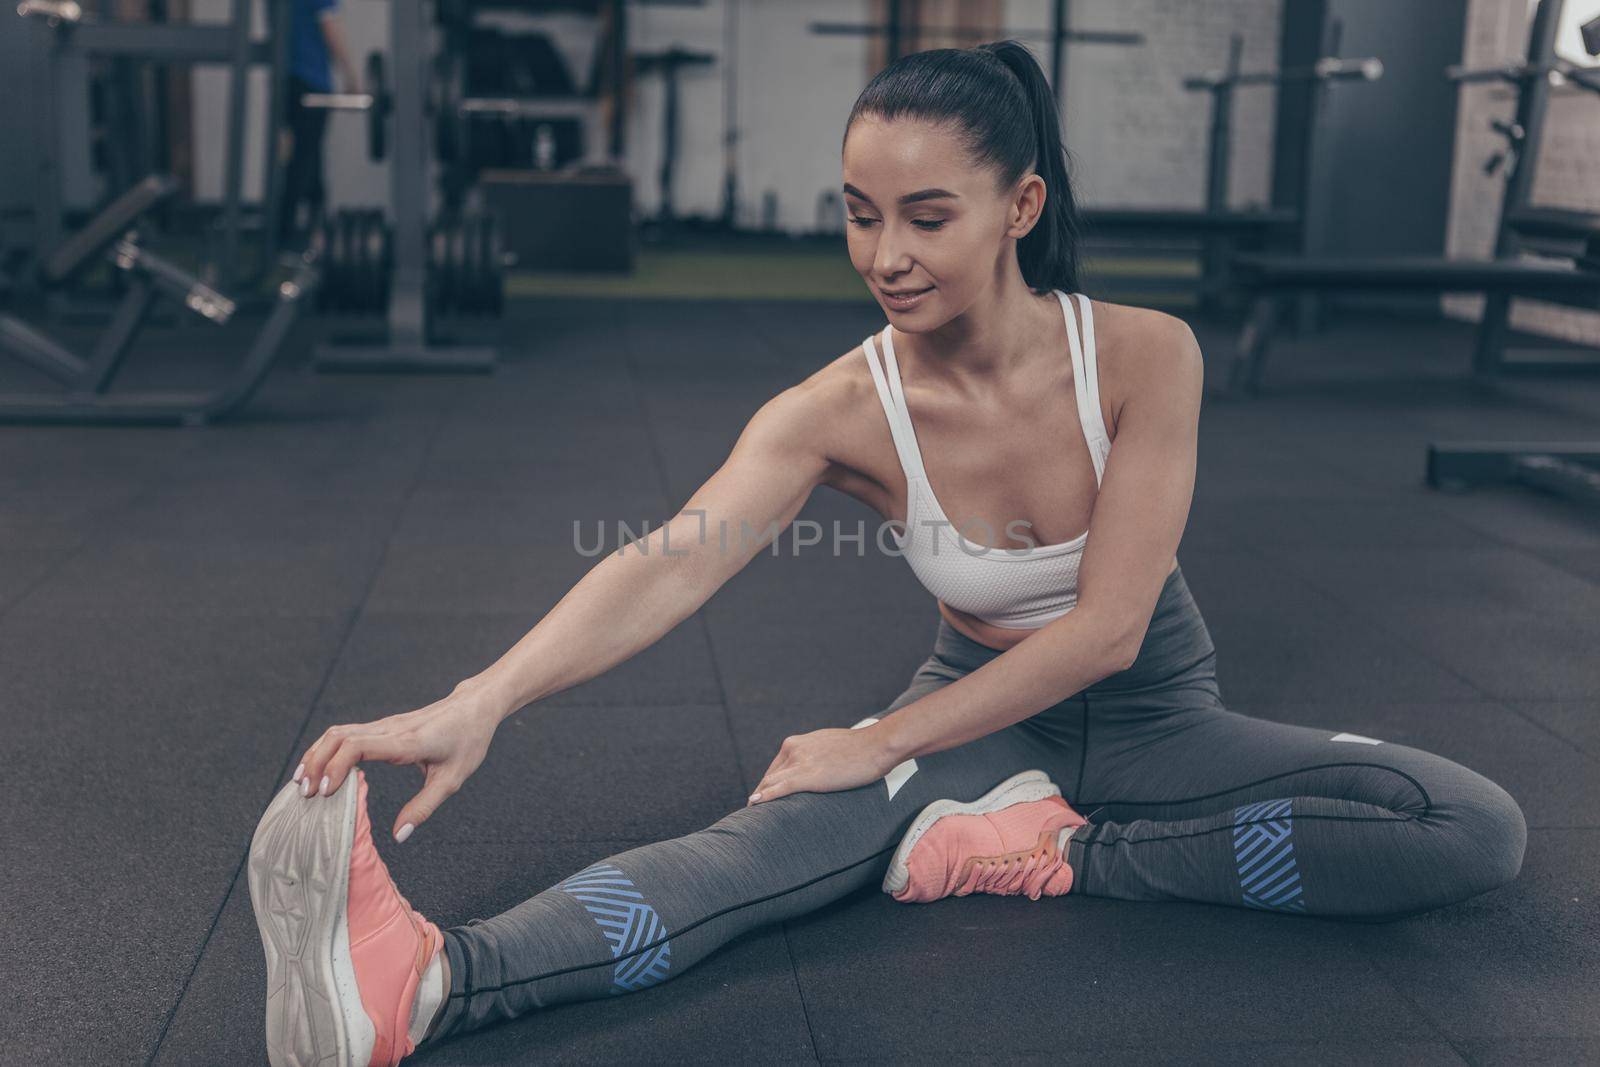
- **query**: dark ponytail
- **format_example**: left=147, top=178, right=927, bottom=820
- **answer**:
left=843, top=40, right=1084, bottom=295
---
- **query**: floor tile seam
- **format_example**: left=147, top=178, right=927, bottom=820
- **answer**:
left=622, top=308, right=825, bottom=1064
left=143, top=378, right=464, bottom=1066
left=1247, top=543, right=1575, bottom=706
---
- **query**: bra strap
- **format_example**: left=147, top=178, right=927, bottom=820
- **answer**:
left=862, top=329, right=928, bottom=483
left=1059, top=291, right=1112, bottom=485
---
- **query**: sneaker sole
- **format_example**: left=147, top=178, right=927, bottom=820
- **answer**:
left=248, top=778, right=375, bottom=1067
left=881, top=769, right=1062, bottom=896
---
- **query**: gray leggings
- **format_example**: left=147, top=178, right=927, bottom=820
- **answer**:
left=431, top=566, right=1526, bottom=1039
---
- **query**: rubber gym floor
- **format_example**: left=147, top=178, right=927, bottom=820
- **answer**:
left=4, top=261, right=1598, bottom=1065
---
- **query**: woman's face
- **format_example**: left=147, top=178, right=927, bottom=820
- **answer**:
left=841, top=115, right=1042, bottom=326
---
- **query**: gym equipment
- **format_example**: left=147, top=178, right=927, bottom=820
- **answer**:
left=1084, top=30, right=1382, bottom=313
left=15, top=0, right=279, bottom=296
left=0, top=174, right=320, bottom=426
left=312, top=209, right=503, bottom=318
left=433, top=4, right=625, bottom=208
left=1226, top=0, right=1600, bottom=394
left=300, top=52, right=390, bottom=162
left=808, top=6, right=1378, bottom=311
left=634, top=45, right=716, bottom=228
left=1422, top=203, right=1600, bottom=506
left=301, top=35, right=603, bottom=176
left=310, top=2, right=495, bottom=374
left=810, top=0, right=1143, bottom=75
left=1189, top=32, right=1381, bottom=218
left=480, top=168, right=632, bottom=272
left=1427, top=443, right=1600, bottom=505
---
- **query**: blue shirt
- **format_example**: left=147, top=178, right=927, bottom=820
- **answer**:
left=289, top=0, right=338, bottom=92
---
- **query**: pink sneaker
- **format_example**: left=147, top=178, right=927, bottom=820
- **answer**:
left=249, top=767, right=445, bottom=1067
left=883, top=770, right=1087, bottom=903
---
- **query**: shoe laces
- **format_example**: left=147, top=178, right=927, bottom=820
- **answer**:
left=970, top=839, right=1061, bottom=898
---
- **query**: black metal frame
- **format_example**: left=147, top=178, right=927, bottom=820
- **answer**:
left=15, top=0, right=280, bottom=298
left=310, top=0, right=496, bottom=373
left=1084, top=27, right=1380, bottom=313
left=1427, top=443, right=1600, bottom=505
left=0, top=173, right=320, bottom=425
left=1225, top=0, right=1600, bottom=396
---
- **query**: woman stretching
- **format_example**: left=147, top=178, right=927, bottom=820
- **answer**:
left=248, top=41, right=1528, bottom=1067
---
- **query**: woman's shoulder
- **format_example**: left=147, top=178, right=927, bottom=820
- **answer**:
left=1084, top=299, right=1202, bottom=436
left=1088, top=298, right=1195, bottom=351
left=797, top=339, right=885, bottom=410
left=750, top=341, right=890, bottom=459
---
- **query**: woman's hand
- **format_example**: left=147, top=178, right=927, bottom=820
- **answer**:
left=746, top=724, right=900, bottom=806
left=291, top=682, right=504, bottom=842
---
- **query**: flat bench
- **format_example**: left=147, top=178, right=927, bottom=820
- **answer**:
left=1225, top=252, right=1600, bottom=392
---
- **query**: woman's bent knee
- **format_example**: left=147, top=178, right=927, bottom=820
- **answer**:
left=1403, top=782, right=1528, bottom=918
left=1342, top=777, right=1527, bottom=923
left=1463, top=782, right=1528, bottom=893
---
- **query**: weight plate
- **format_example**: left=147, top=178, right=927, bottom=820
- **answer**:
left=474, top=214, right=491, bottom=315
left=333, top=210, right=352, bottom=312
left=450, top=221, right=467, bottom=316
left=485, top=215, right=503, bottom=315
left=377, top=215, right=392, bottom=313
left=436, top=220, right=454, bottom=316
left=362, top=210, right=381, bottom=312
left=474, top=217, right=488, bottom=315
left=315, top=217, right=336, bottom=312
left=349, top=211, right=365, bottom=312
left=352, top=210, right=368, bottom=313
left=426, top=222, right=444, bottom=317
left=463, top=216, right=481, bottom=314
left=437, top=219, right=456, bottom=316
left=366, top=52, right=388, bottom=162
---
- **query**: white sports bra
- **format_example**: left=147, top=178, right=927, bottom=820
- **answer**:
left=861, top=290, right=1112, bottom=630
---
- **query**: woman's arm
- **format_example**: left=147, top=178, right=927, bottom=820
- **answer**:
left=459, top=382, right=832, bottom=721
left=870, top=315, right=1205, bottom=765
left=316, top=7, right=361, bottom=93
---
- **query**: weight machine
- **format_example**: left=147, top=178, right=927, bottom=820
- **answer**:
left=1227, top=0, right=1600, bottom=394
left=297, top=1, right=631, bottom=370
left=14, top=0, right=274, bottom=297
left=0, top=174, right=319, bottom=426
left=1225, top=0, right=1600, bottom=509
left=298, top=49, right=506, bottom=323
left=304, top=2, right=499, bottom=373
left=1083, top=23, right=1382, bottom=313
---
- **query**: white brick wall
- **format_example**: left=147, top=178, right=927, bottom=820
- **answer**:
left=1444, top=0, right=1600, bottom=345
left=1039, top=0, right=1281, bottom=210
left=624, top=0, right=1285, bottom=228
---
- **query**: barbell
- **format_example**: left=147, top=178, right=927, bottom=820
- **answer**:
left=299, top=48, right=567, bottom=165
left=299, top=52, right=389, bottom=161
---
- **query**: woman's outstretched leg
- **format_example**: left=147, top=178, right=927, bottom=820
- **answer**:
left=427, top=659, right=1081, bottom=1041
left=1062, top=705, right=1528, bottom=921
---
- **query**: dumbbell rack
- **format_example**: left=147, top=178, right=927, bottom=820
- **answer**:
left=313, top=0, right=495, bottom=374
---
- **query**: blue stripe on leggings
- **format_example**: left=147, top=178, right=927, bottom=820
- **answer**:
left=1232, top=799, right=1308, bottom=913
left=558, top=863, right=674, bottom=993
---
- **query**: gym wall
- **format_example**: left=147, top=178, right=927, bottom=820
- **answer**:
left=622, top=0, right=1286, bottom=228
left=1051, top=0, right=1282, bottom=211
left=626, top=0, right=873, bottom=231
left=175, top=1, right=1286, bottom=234
left=1446, top=0, right=1600, bottom=345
